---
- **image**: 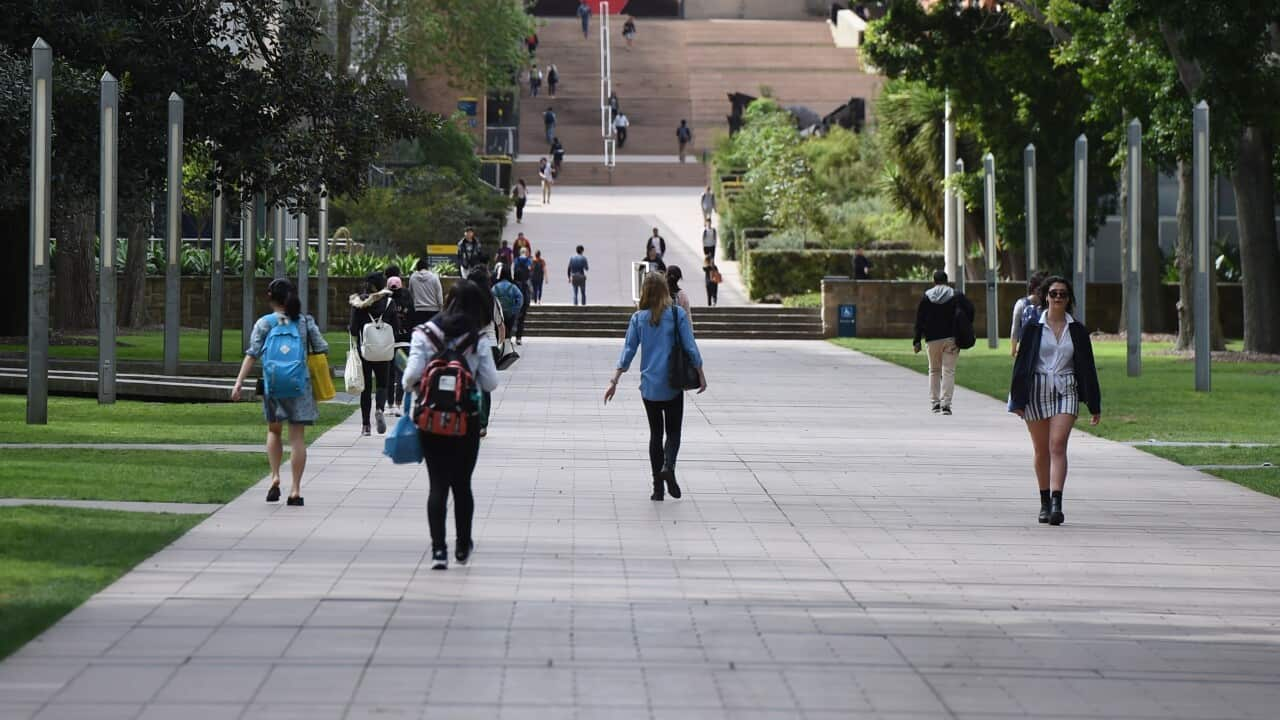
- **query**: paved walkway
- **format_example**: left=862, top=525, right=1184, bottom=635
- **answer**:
left=3, top=339, right=1279, bottom=719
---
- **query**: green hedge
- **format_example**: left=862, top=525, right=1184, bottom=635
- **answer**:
left=744, top=249, right=945, bottom=301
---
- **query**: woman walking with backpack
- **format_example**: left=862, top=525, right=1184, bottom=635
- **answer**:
left=232, top=279, right=329, bottom=506
left=349, top=272, right=400, bottom=436
left=404, top=281, right=500, bottom=570
left=605, top=272, right=707, bottom=502
left=1008, top=276, right=1102, bottom=526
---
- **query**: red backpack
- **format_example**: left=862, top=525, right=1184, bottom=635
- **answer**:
left=413, top=325, right=481, bottom=437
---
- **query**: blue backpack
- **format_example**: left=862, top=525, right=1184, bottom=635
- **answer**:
left=261, top=316, right=308, bottom=399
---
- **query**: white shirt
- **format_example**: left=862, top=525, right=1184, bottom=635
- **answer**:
left=1037, top=312, right=1076, bottom=392
left=614, top=114, right=629, bottom=128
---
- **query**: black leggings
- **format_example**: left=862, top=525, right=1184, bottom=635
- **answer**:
left=421, top=429, right=481, bottom=551
left=642, top=395, right=684, bottom=476
left=515, top=198, right=526, bottom=221
left=706, top=282, right=718, bottom=306
left=360, top=357, right=389, bottom=425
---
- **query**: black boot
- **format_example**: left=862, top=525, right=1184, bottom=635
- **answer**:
left=1038, top=490, right=1051, bottom=524
left=651, top=475, right=664, bottom=502
left=1049, top=491, right=1064, bottom=525
left=660, top=467, right=681, bottom=499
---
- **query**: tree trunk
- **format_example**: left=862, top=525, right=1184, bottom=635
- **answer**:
left=1140, top=161, right=1165, bottom=330
left=118, top=201, right=151, bottom=328
left=1230, top=125, right=1280, bottom=353
left=52, top=199, right=98, bottom=330
left=1174, top=160, right=1194, bottom=351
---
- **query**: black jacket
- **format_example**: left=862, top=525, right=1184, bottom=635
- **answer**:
left=913, top=286, right=974, bottom=344
left=1008, top=320, right=1102, bottom=416
left=348, top=291, right=401, bottom=353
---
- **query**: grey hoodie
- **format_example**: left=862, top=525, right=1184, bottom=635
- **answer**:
left=925, top=285, right=955, bottom=305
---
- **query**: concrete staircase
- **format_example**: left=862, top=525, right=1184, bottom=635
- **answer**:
left=523, top=304, right=822, bottom=339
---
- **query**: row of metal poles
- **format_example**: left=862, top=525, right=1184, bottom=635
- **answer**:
left=598, top=2, right=616, bottom=166
left=942, top=97, right=1212, bottom=391
left=25, top=39, right=332, bottom=424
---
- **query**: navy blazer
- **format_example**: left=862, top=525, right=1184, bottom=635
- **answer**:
left=1009, top=319, right=1102, bottom=416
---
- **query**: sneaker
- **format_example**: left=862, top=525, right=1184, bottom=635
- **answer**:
left=431, top=549, right=448, bottom=570
left=931, top=403, right=941, bottom=413
left=361, top=425, right=371, bottom=437
left=941, top=406, right=952, bottom=416
left=375, top=411, right=387, bottom=434
left=456, top=542, right=474, bottom=566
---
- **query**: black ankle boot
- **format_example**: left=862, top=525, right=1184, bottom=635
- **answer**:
left=660, top=467, right=681, bottom=499
left=651, top=476, right=664, bottom=501
left=1038, top=490, right=1051, bottom=524
left=1049, top=491, right=1064, bottom=525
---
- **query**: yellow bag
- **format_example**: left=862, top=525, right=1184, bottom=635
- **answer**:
left=308, top=352, right=336, bottom=401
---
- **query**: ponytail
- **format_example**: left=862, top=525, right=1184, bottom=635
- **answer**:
left=268, top=278, right=302, bottom=321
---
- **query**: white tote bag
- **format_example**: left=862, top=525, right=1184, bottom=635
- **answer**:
left=344, top=336, right=365, bottom=393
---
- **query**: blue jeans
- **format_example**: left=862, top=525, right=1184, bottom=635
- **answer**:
left=572, top=280, right=586, bottom=305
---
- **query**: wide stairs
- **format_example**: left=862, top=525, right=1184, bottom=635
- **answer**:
left=524, top=304, right=822, bottom=340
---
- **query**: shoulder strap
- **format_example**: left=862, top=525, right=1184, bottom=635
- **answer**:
left=670, top=306, right=684, bottom=351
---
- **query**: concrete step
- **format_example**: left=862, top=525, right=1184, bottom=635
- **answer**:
left=515, top=160, right=707, bottom=185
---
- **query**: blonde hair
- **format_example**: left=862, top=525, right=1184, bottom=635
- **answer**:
left=638, top=272, right=673, bottom=326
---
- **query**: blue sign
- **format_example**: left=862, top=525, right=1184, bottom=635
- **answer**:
left=838, top=304, right=857, bottom=337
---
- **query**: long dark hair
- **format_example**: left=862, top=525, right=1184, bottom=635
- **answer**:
left=435, top=280, right=490, bottom=339
left=465, top=266, right=496, bottom=325
left=1027, top=271, right=1047, bottom=297
left=1038, top=275, right=1076, bottom=315
left=268, top=278, right=301, bottom=321
left=667, top=265, right=683, bottom=295
left=364, top=271, right=386, bottom=295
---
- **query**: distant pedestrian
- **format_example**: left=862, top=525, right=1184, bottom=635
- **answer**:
left=604, top=272, right=707, bottom=502
left=513, top=231, right=533, bottom=259
left=551, top=137, right=566, bottom=176
left=614, top=112, right=630, bottom=149
left=854, top=248, right=871, bottom=279
left=577, top=0, right=591, bottom=38
left=514, top=249, right=533, bottom=344
left=703, top=253, right=721, bottom=306
left=700, top=185, right=716, bottom=221
left=529, top=65, right=542, bottom=97
left=912, top=271, right=975, bottom=416
left=457, top=227, right=485, bottom=275
left=667, top=266, right=691, bottom=313
left=547, top=63, right=560, bottom=98
left=539, top=158, right=553, bottom=203
left=1008, top=276, right=1102, bottom=526
left=402, top=280, right=500, bottom=570
left=700, top=218, right=717, bottom=259
left=646, top=227, right=666, bottom=259
left=568, top=245, right=590, bottom=306
left=492, top=264, right=525, bottom=342
left=531, top=250, right=547, bottom=304
left=526, top=32, right=539, bottom=56
left=676, top=120, right=692, bottom=162
left=495, top=239, right=513, bottom=271
left=383, top=270, right=414, bottom=412
left=608, top=91, right=619, bottom=118
left=622, top=16, right=636, bottom=49
left=1010, top=271, right=1047, bottom=358
left=466, top=266, right=502, bottom=439
left=512, top=179, right=528, bottom=223
left=544, top=106, right=556, bottom=144
left=641, top=246, right=666, bottom=274
left=232, top=278, right=329, bottom=507
left=409, top=257, right=444, bottom=327
left=349, top=272, right=400, bottom=436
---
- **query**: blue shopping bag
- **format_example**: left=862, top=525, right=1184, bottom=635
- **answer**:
left=383, top=395, right=423, bottom=465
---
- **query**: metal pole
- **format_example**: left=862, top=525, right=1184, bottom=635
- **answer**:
left=983, top=153, right=998, bottom=349
left=28, top=39, right=52, bottom=424
left=1126, top=120, right=1143, bottom=377
left=1024, top=143, right=1037, bottom=277
left=241, top=197, right=255, bottom=352
left=297, top=207, right=309, bottom=316
left=273, top=203, right=285, bottom=279
left=944, top=96, right=956, bottom=281
left=209, top=181, right=225, bottom=362
left=98, top=72, right=118, bottom=404
left=163, top=92, right=183, bottom=376
left=317, top=186, right=329, bottom=330
left=953, top=159, right=965, bottom=295
left=1073, top=134, right=1088, bottom=324
left=1193, top=101, right=1211, bottom=392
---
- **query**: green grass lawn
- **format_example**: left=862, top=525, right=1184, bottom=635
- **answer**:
left=0, top=394, right=352, bottom=444
left=0, top=506, right=203, bottom=660
left=0, top=449, right=271, bottom=503
left=834, top=338, right=1280, bottom=496
left=0, top=328, right=352, bottom=368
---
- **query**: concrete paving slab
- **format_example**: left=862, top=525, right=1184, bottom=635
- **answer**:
left=4, top=337, right=1280, bottom=719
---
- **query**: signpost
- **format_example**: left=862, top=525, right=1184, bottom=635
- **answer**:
left=28, top=39, right=52, bottom=424
left=209, top=181, right=225, bottom=362
left=241, top=198, right=255, bottom=353
left=1024, top=143, right=1038, bottom=277
left=163, top=93, right=183, bottom=376
left=1126, top=120, right=1143, bottom=377
left=944, top=97, right=956, bottom=283
left=1073, top=134, right=1088, bottom=324
left=983, top=153, right=998, bottom=349
left=98, top=71, right=118, bottom=404
left=953, top=159, right=965, bottom=294
left=1193, top=102, right=1211, bottom=392
left=317, top=187, right=329, bottom=330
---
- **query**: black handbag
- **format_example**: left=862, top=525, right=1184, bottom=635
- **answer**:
left=668, top=306, right=701, bottom=391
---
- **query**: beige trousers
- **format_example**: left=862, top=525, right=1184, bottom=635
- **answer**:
left=926, top=338, right=959, bottom=406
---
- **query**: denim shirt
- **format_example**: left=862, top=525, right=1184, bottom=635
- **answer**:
left=617, top=306, right=702, bottom=402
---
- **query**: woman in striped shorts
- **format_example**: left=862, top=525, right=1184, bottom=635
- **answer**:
left=1008, top=276, right=1101, bottom=526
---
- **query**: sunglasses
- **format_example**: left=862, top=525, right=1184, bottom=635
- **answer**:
left=1047, top=290, right=1070, bottom=299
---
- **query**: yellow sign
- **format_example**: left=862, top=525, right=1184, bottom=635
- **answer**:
left=427, top=244, right=455, bottom=255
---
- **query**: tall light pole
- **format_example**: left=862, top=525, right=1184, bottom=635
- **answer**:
left=240, top=196, right=255, bottom=353
left=1126, top=120, right=1143, bottom=377
left=209, top=181, right=225, bottom=362
left=1193, top=101, right=1211, bottom=392
left=163, top=93, right=183, bottom=376
left=1024, top=143, right=1038, bottom=277
left=99, top=72, right=119, bottom=404
left=273, top=203, right=285, bottom=280
left=983, top=153, right=998, bottom=349
left=297, top=206, right=309, bottom=316
left=317, top=186, right=329, bottom=330
left=1072, top=134, right=1088, bottom=324
left=28, top=38, right=52, bottom=424
left=944, top=96, right=956, bottom=281
left=953, top=159, right=965, bottom=295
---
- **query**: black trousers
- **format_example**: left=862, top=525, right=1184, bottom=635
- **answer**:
left=642, top=394, right=684, bottom=476
left=516, top=283, right=532, bottom=339
left=515, top=198, right=526, bottom=221
left=360, top=357, right=389, bottom=425
left=421, top=428, right=481, bottom=552
left=616, top=126, right=627, bottom=148
left=706, top=281, right=718, bottom=306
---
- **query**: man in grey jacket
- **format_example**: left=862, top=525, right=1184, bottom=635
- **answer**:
left=700, top=218, right=717, bottom=259
left=408, top=258, right=443, bottom=327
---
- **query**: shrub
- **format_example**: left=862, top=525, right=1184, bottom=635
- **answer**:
left=744, top=249, right=946, bottom=300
